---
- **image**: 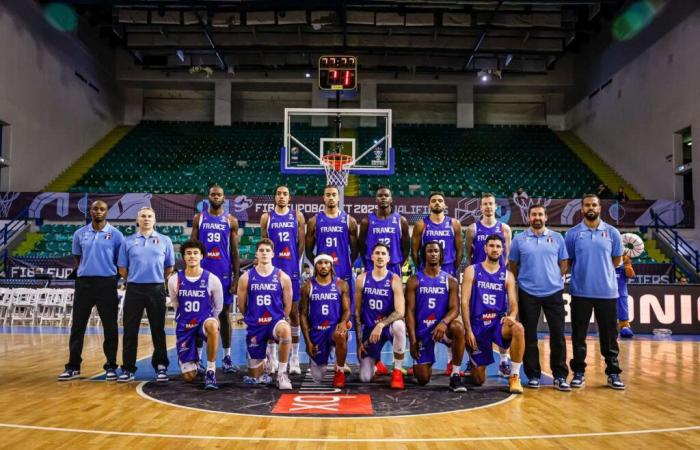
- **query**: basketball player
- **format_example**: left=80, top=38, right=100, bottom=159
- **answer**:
left=461, top=235, right=524, bottom=394
left=616, top=254, right=636, bottom=338
left=406, top=241, right=467, bottom=392
left=191, top=185, right=239, bottom=374
left=168, top=240, right=223, bottom=390
left=411, top=192, right=462, bottom=277
left=299, top=254, right=351, bottom=388
left=465, top=192, right=513, bottom=377
left=355, top=243, right=406, bottom=389
left=260, top=185, right=305, bottom=375
left=359, top=186, right=409, bottom=277
left=236, top=239, right=293, bottom=390
left=305, top=185, right=358, bottom=317
left=411, top=192, right=463, bottom=376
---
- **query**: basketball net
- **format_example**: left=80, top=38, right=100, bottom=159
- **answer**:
left=321, top=154, right=353, bottom=208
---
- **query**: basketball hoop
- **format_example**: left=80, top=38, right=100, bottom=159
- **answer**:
left=321, top=153, right=353, bottom=187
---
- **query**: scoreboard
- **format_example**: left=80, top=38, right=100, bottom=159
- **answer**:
left=318, top=55, right=357, bottom=90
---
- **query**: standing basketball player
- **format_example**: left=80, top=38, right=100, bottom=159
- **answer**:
left=355, top=243, right=406, bottom=389
left=359, top=186, right=409, bottom=277
left=465, top=192, right=513, bottom=377
left=261, top=185, right=305, bottom=375
left=411, top=192, right=462, bottom=277
left=169, top=240, right=223, bottom=390
left=461, top=235, right=524, bottom=394
left=299, top=254, right=351, bottom=388
left=406, top=241, right=467, bottom=392
left=191, top=184, right=240, bottom=374
left=306, top=185, right=358, bottom=318
left=236, top=239, right=293, bottom=390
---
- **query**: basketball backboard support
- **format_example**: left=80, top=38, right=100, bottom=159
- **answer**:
left=280, top=108, right=394, bottom=176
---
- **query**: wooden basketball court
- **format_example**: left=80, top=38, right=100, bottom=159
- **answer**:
left=0, top=328, right=698, bottom=450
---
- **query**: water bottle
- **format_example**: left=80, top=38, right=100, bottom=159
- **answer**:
left=652, top=328, right=672, bottom=337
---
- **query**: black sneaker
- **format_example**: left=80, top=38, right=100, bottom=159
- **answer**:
left=449, top=374, right=467, bottom=392
left=58, top=369, right=80, bottom=381
left=570, top=372, right=585, bottom=388
left=607, top=374, right=626, bottom=390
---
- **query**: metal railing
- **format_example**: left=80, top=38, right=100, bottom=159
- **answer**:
left=0, top=207, right=29, bottom=276
left=651, top=210, right=700, bottom=273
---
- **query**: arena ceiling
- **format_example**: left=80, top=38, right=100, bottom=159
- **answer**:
left=42, top=1, right=626, bottom=75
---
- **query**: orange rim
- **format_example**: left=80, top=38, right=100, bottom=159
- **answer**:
left=321, top=153, right=353, bottom=172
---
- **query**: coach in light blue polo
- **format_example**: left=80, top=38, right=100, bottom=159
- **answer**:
left=564, top=193, right=625, bottom=391
left=117, top=206, right=175, bottom=383
left=59, top=200, right=124, bottom=382
left=508, top=204, right=569, bottom=390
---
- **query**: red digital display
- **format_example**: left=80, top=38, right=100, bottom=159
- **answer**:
left=319, top=55, right=357, bottom=90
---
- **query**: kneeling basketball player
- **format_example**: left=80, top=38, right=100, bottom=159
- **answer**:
left=406, top=241, right=467, bottom=392
left=299, top=254, right=351, bottom=388
left=461, top=235, right=525, bottom=394
left=355, top=243, right=406, bottom=389
left=169, top=240, right=224, bottom=390
left=237, top=238, right=294, bottom=390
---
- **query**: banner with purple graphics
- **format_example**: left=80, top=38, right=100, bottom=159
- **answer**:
left=0, top=192, right=693, bottom=228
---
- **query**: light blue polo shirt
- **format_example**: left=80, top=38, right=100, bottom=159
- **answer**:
left=72, top=223, right=124, bottom=277
left=509, top=228, right=568, bottom=297
left=118, top=230, right=174, bottom=283
left=565, top=221, right=623, bottom=299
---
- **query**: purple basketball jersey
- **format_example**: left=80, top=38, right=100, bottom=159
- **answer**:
left=470, top=263, right=509, bottom=325
left=315, top=210, right=352, bottom=280
left=199, top=210, right=232, bottom=280
left=365, top=211, right=403, bottom=272
left=471, top=221, right=506, bottom=265
left=244, top=267, right=285, bottom=327
left=267, top=209, right=300, bottom=280
left=415, top=270, right=450, bottom=339
left=174, top=270, right=215, bottom=326
left=421, top=216, right=456, bottom=265
left=309, top=278, right=342, bottom=331
left=360, top=271, right=394, bottom=328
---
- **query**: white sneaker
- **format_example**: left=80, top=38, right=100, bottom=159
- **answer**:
left=277, top=372, right=292, bottom=390
left=289, top=355, right=301, bottom=375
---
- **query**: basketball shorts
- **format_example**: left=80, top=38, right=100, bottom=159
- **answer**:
left=414, top=332, right=452, bottom=366
left=176, top=317, right=218, bottom=372
left=291, top=277, right=300, bottom=303
left=309, top=328, right=338, bottom=366
left=469, top=319, right=510, bottom=367
left=246, top=319, right=286, bottom=360
left=361, top=325, right=393, bottom=361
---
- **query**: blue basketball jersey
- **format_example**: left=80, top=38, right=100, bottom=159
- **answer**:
left=470, top=263, right=509, bottom=324
left=315, top=210, right=352, bottom=279
left=415, top=270, right=450, bottom=339
left=365, top=211, right=403, bottom=270
left=244, top=267, right=285, bottom=327
left=361, top=271, right=394, bottom=328
left=174, top=270, right=215, bottom=326
left=421, top=216, right=456, bottom=265
left=267, top=209, right=300, bottom=280
left=308, top=278, right=342, bottom=331
left=471, top=221, right=506, bottom=265
left=616, top=266, right=628, bottom=298
left=199, top=210, right=231, bottom=279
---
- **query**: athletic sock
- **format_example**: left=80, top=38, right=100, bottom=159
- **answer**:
left=207, top=361, right=216, bottom=372
left=292, top=343, right=300, bottom=358
left=224, top=347, right=231, bottom=357
left=511, top=362, right=522, bottom=375
left=451, top=363, right=461, bottom=376
left=278, top=362, right=288, bottom=374
left=393, top=358, right=403, bottom=370
left=500, top=352, right=509, bottom=362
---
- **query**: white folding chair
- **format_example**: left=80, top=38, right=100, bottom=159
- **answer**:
left=9, top=288, right=38, bottom=326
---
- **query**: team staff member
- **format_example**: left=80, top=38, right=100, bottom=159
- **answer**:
left=58, top=201, right=124, bottom=381
left=565, top=194, right=625, bottom=390
left=508, top=204, right=570, bottom=391
left=117, top=206, right=175, bottom=383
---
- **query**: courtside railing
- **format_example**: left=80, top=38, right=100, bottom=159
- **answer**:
left=651, top=210, right=700, bottom=274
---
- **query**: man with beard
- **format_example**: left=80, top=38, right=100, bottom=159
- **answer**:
left=508, top=205, right=570, bottom=391
left=59, top=201, right=124, bottom=381
left=306, top=185, right=358, bottom=323
left=406, top=241, right=467, bottom=392
left=299, top=254, right=351, bottom=388
left=261, top=185, right=305, bottom=375
left=359, top=186, right=410, bottom=277
left=411, top=192, right=462, bottom=277
left=191, top=184, right=240, bottom=374
left=355, top=243, right=406, bottom=389
left=565, top=194, right=625, bottom=390
left=466, top=192, right=513, bottom=377
left=461, top=235, right=524, bottom=394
